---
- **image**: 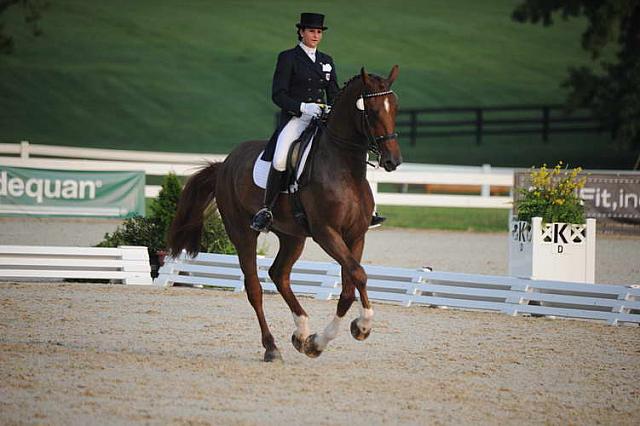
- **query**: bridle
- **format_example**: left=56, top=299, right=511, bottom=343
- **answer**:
left=323, top=83, right=399, bottom=164
left=358, top=89, right=399, bottom=158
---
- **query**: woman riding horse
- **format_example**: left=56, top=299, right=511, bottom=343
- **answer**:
left=251, top=12, right=385, bottom=233
left=168, top=14, right=402, bottom=362
left=168, top=64, right=401, bottom=362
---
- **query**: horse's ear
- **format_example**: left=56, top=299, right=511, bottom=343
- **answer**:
left=387, top=65, right=399, bottom=86
left=360, top=67, right=370, bottom=86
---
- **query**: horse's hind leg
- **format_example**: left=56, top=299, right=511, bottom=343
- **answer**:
left=228, top=226, right=282, bottom=362
left=268, top=233, right=310, bottom=354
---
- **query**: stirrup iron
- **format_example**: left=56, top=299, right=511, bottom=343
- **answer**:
left=251, top=207, right=273, bottom=233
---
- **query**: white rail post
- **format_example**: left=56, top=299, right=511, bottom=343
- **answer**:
left=20, top=140, right=30, bottom=159
left=154, top=254, right=179, bottom=288
left=585, top=218, right=596, bottom=283
left=120, top=245, right=153, bottom=285
left=481, top=163, right=491, bottom=197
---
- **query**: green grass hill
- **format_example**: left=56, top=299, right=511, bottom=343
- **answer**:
left=1, top=0, right=632, bottom=168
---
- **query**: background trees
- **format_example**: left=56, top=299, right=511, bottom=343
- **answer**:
left=513, top=0, right=640, bottom=166
left=0, top=0, right=47, bottom=54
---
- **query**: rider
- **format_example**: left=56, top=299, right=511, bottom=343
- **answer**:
left=250, top=12, right=386, bottom=232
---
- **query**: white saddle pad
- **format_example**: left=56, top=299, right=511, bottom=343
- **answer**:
left=252, top=137, right=315, bottom=193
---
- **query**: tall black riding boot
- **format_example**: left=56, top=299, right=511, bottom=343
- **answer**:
left=369, top=212, right=387, bottom=229
left=250, top=167, right=287, bottom=232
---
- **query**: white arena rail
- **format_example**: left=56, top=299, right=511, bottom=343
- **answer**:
left=368, top=163, right=513, bottom=208
left=156, top=253, right=640, bottom=326
left=0, top=141, right=514, bottom=208
left=1, top=140, right=227, bottom=164
left=0, top=245, right=152, bottom=285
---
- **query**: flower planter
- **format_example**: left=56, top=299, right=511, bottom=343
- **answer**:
left=508, top=216, right=596, bottom=283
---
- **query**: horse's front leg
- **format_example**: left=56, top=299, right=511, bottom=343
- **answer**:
left=305, top=230, right=369, bottom=357
left=303, top=283, right=355, bottom=358
left=345, top=237, right=374, bottom=341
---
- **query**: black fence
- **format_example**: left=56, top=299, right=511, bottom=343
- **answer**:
left=395, top=105, right=608, bottom=146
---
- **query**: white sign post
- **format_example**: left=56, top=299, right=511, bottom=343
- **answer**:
left=508, top=216, right=596, bottom=283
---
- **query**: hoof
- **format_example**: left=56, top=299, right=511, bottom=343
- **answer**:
left=350, top=318, right=371, bottom=341
left=264, top=349, right=283, bottom=363
left=291, top=333, right=306, bottom=353
left=303, top=334, right=323, bottom=358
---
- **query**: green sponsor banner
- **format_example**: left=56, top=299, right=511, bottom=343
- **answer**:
left=0, top=166, right=145, bottom=218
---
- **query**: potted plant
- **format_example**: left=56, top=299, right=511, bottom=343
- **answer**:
left=508, top=162, right=596, bottom=283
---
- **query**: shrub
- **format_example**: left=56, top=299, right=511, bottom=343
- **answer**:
left=97, top=173, right=235, bottom=255
left=201, top=204, right=236, bottom=255
left=516, top=162, right=587, bottom=224
left=97, top=215, right=164, bottom=255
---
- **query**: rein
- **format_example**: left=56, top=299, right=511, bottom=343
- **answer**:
left=323, top=124, right=369, bottom=152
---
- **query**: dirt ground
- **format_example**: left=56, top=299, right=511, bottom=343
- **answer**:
left=1, top=218, right=639, bottom=425
left=1, top=282, right=639, bottom=425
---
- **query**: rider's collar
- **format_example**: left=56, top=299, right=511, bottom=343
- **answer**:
left=298, top=42, right=317, bottom=60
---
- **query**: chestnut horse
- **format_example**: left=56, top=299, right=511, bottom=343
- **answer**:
left=168, top=66, right=402, bottom=362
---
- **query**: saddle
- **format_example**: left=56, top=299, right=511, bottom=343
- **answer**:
left=252, top=118, right=325, bottom=231
left=285, top=119, right=323, bottom=230
left=285, top=119, right=320, bottom=190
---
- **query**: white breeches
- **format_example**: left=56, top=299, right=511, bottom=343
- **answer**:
left=272, top=115, right=311, bottom=171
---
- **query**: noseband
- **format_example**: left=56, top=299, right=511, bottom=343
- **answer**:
left=359, top=90, right=399, bottom=155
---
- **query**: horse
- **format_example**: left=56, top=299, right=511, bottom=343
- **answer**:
left=168, top=65, right=402, bottom=362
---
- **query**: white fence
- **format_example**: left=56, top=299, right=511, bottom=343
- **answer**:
left=156, top=253, right=640, bottom=326
left=0, top=141, right=513, bottom=209
left=0, top=245, right=152, bottom=285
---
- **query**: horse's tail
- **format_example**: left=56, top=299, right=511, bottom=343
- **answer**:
left=168, top=162, right=221, bottom=258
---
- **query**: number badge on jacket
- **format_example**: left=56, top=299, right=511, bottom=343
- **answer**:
left=321, top=63, right=332, bottom=81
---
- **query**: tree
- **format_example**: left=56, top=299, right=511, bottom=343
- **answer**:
left=512, top=1, right=640, bottom=168
left=0, top=0, right=48, bottom=54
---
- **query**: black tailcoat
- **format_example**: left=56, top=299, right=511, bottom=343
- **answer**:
left=262, top=45, right=339, bottom=161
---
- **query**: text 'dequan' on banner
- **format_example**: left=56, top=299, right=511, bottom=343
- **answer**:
left=0, top=166, right=145, bottom=218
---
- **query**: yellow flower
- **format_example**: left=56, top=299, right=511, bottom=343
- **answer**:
left=520, top=162, right=586, bottom=223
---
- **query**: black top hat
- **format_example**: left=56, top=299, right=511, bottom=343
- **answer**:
left=296, top=13, right=327, bottom=30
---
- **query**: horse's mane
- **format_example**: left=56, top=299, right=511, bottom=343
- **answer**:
left=333, top=73, right=360, bottom=105
left=332, top=72, right=385, bottom=106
